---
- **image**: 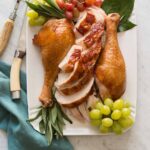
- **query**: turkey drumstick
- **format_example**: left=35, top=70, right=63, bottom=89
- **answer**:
left=95, top=13, right=126, bottom=100
left=33, top=19, right=75, bottom=107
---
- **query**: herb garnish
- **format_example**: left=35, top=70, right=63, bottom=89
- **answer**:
left=26, top=0, right=65, bottom=18
left=28, top=97, right=72, bottom=145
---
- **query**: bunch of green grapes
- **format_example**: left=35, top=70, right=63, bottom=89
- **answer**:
left=89, top=98, right=134, bottom=135
left=26, top=0, right=47, bottom=26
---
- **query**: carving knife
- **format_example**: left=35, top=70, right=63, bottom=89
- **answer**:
left=0, top=0, right=21, bottom=56
left=10, top=16, right=26, bottom=100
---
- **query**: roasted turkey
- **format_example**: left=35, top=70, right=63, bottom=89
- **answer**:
left=54, top=8, right=106, bottom=121
left=33, top=19, right=75, bottom=107
left=55, top=8, right=106, bottom=108
left=95, top=13, right=126, bottom=100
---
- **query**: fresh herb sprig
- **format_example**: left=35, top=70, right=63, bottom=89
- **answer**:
left=102, top=0, right=136, bottom=32
left=28, top=98, right=72, bottom=145
left=26, top=0, right=65, bottom=18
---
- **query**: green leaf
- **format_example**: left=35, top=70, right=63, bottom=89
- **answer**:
left=27, top=109, right=42, bottom=122
left=39, top=120, right=45, bottom=133
left=45, top=0, right=62, bottom=11
left=57, top=119, right=63, bottom=135
left=49, top=104, right=58, bottom=124
left=26, top=1, right=64, bottom=18
left=102, top=0, right=134, bottom=17
left=26, top=1, right=51, bottom=17
left=48, top=123, right=53, bottom=144
left=45, top=125, right=52, bottom=145
left=44, top=0, right=65, bottom=17
left=102, top=0, right=136, bottom=32
left=38, top=3, right=64, bottom=18
left=118, top=21, right=136, bottom=32
left=48, top=104, right=63, bottom=136
left=57, top=103, right=72, bottom=124
left=42, top=107, right=47, bottom=125
left=57, top=108, right=65, bottom=125
left=51, top=121, right=63, bottom=136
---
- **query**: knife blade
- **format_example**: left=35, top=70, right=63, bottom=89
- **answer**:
left=10, top=17, right=26, bottom=100
left=0, top=0, right=21, bottom=56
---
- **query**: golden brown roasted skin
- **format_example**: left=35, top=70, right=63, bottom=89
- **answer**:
left=95, top=13, right=126, bottom=100
left=33, top=19, right=75, bottom=107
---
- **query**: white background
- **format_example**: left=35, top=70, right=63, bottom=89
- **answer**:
left=0, top=0, right=150, bottom=150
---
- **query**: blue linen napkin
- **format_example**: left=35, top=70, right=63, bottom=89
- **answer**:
left=0, top=61, right=73, bottom=150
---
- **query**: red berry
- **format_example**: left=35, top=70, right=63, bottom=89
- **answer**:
left=65, top=11, right=73, bottom=20
left=65, top=2, right=74, bottom=11
left=94, top=0, right=103, bottom=7
left=56, top=0, right=65, bottom=9
left=77, top=2, right=85, bottom=12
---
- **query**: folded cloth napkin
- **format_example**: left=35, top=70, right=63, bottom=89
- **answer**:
left=0, top=61, right=73, bottom=150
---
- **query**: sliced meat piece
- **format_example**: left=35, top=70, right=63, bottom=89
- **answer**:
left=76, top=12, right=96, bottom=35
left=57, top=72, right=92, bottom=95
left=78, top=102, right=89, bottom=121
left=83, top=21, right=104, bottom=48
left=69, top=108, right=84, bottom=122
left=55, top=77, right=94, bottom=107
left=81, top=44, right=102, bottom=70
left=88, top=6, right=106, bottom=24
left=55, top=61, right=84, bottom=89
left=59, top=45, right=82, bottom=72
left=87, top=94, right=100, bottom=110
left=76, top=21, right=104, bottom=49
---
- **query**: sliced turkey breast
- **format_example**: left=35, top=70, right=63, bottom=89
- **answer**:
left=59, top=45, right=82, bottom=72
left=87, top=6, right=106, bottom=24
left=57, top=72, right=92, bottom=95
left=74, top=7, right=106, bottom=38
left=87, top=94, right=100, bottom=110
left=67, top=95, right=99, bottom=122
left=69, top=107, right=85, bottom=122
left=78, top=102, right=89, bottom=121
left=75, top=12, right=96, bottom=35
left=55, top=61, right=84, bottom=88
left=55, top=77, right=94, bottom=107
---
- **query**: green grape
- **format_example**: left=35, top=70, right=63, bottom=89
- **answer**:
left=95, top=102, right=103, bottom=110
left=99, top=125, right=110, bottom=133
left=112, top=121, right=123, bottom=135
left=101, top=105, right=111, bottom=115
left=89, top=109, right=102, bottom=120
left=26, top=10, right=39, bottom=19
left=102, top=118, right=113, bottom=127
left=29, top=16, right=46, bottom=26
left=122, top=108, right=131, bottom=118
left=118, top=116, right=134, bottom=129
left=113, top=99, right=124, bottom=110
left=91, top=119, right=102, bottom=127
left=111, top=110, right=122, bottom=120
left=123, top=100, right=131, bottom=108
left=104, top=98, right=113, bottom=109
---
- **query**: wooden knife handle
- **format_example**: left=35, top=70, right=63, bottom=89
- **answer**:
left=0, top=19, right=14, bottom=55
left=10, top=57, right=22, bottom=91
left=10, top=50, right=25, bottom=99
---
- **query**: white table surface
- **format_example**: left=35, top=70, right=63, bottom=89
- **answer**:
left=0, top=0, right=150, bottom=150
